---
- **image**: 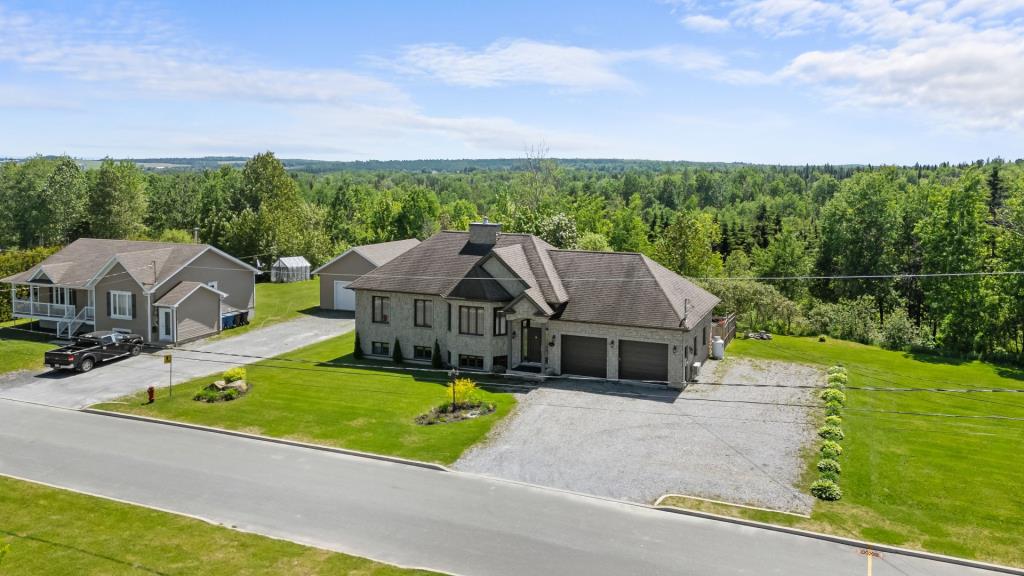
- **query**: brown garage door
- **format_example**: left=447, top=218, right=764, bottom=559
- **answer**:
left=619, top=340, right=668, bottom=381
left=561, top=335, right=607, bottom=378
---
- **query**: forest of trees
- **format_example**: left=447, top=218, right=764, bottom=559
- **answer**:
left=2, top=152, right=1022, bottom=363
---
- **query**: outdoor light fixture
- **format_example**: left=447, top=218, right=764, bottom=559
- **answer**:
left=512, top=331, right=517, bottom=339
left=673, top=345, right=678, bottom=354
left=609, top=340, right=615, bottom=348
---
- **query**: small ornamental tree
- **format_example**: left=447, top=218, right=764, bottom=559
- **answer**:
left=824, top=415, right=842, bottom=427
left=392, top=338, right=404, bottom=364
left=353, top=332, right=363, bottom=359
left=824, top=401, right=843, bottom=416
left=431, top=340, right=442, bottom=369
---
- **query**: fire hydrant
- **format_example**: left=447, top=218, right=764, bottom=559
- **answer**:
left=147, top=386, right=155, bottom=404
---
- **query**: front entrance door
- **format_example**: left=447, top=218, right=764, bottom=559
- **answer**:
left=158, top=308, right=174, bottom=342
left=524, top=326, right=543, bottom=363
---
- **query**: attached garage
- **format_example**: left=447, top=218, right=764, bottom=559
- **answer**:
left=618, top=340, right=668, bottom=381
left=560, top=334, right=607, bottom=378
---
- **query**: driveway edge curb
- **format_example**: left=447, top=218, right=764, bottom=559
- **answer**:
left=80, top=408, right=449, bottom=472
left=655, top=504, right=1024, bottom=575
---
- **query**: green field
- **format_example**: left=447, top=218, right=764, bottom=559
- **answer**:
left=666, top=335, right=1024, bottom=568
left=0, top=475, right=435, bottom=575
left=211, top=278, right=321, bottom=340
left=0, top=325, right=56, bottom=374
left=95, top=331, right=515, bottom=464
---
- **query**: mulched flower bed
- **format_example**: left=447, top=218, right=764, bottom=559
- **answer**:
left=416, top=401, right=496, bottom=425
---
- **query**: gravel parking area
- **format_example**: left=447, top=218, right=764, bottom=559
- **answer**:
left=455, top=357, right=821, bottom=513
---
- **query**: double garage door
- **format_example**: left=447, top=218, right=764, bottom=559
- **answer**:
left=560, top=335, right=668, bottom=382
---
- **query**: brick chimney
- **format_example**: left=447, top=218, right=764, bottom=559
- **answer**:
left=469, top=217, right=501, bottom=245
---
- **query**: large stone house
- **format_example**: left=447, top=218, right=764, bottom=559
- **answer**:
left=3, top=238, right=258, bottom=344
left=349, top=221, right=720, bottom=385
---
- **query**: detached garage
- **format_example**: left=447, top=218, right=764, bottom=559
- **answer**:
left=618, top=340, right=668, bottom=382
left=313, top=239, right=420, bottom=311
left=560, top=334, right=607, bottom=378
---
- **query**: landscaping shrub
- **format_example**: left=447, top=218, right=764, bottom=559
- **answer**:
left=880, top=307, right=920, bottom=351
left=431, top=340, right=442, bottom=369
left=817, top=458, right=842, bottom=476
left=820, top=388, right=847, bottom=405
left=827, top=372, right=848, bottom=385
left=353, top=332, right=363, bottom=359
left=826, top=380, right=845, bottom=391
left=824, top=415, right=842, bottom=427
left=448, top=377, right=479, bottom=406
left=223, top=367, right=246, bottom=383
left=810, top=479, right=843, bottom=501
left=827, top=365, right=847, bottom=376
left=392, top=338, right=403, bottom=364
left=193, top=389, right=220, bottom=403
left=818, top=424, right=845, bottom=441
left=824, top=401, right=843, bottom=416
left=820, top=440, right=843, bottom=458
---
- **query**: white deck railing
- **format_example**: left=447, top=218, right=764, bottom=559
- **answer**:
left=11, top=300, right=93, bottom=320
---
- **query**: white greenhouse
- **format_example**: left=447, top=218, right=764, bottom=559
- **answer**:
left=270, top=256, right=311, bottom=283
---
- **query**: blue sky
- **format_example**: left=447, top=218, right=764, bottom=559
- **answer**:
left=1, top=0, right=1022, bottom=164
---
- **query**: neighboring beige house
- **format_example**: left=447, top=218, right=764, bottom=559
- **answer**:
left=3, top=238, right=258, bottom=344
left=313, top=239, right=420, bottom=311
left=349, top=221, right=720, bottom=385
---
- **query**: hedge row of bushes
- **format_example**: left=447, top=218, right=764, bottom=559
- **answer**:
left=812, top=365, right=848, bottom=501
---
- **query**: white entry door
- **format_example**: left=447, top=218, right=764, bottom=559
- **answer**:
left=158, top=308, right=174, bottom=342
left=333, top=281, right=355, bottom=311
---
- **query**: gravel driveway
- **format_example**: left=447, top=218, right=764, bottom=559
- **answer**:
left=455, top=357, right=821, bottom=513
left=0, top=312, right=353, bottom=409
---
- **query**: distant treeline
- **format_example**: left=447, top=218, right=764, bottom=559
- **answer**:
left=2, top=152, right=1023, bottom=362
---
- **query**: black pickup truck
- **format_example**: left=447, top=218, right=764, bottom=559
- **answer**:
left=45, top=331, right=144, bottom=372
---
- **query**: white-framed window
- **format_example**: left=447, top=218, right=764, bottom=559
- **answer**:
left=110, top=290, right=133, bottom=320
left=51, top=288, right=66, bottom=305
left=371, top=341, right=390, bottom=356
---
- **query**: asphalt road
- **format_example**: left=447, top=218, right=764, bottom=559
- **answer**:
left=0, top=313, right=353, bottom=408
left=0, top=400, right=1009, bottom=576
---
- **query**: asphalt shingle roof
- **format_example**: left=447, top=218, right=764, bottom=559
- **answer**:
left=349, top=229, right=720, bottom=332
left=1, top=238, right=209, bottom=289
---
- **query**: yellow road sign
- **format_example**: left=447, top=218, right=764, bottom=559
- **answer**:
left=164, top=355, right=172, bottom=364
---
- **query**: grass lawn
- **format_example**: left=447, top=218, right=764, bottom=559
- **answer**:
left=211, top=279, right=320, bottom=340
left=94, top=330, right=515, bottom=465
left=0, top=475, right=435, bottom=575
left=0, top=324, right=57, bottom=374
left=667, top=335, right=1024, bottom=568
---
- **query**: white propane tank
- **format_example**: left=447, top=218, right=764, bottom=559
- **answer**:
left=711, top=336, right=726, bottom=360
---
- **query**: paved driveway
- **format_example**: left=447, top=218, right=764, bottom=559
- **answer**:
left=456, top=358, right=821, bottom=513
left=0, top=312, right=352, bottom=409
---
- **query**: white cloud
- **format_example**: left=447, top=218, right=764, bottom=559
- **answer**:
left=678, top=1, right=1024, bottom=130
left=0, top=5, right=600, bottom=157
left=0, top=5, right=403, bottom=106
left=680, top=14, right=732, bottom=32
left=393, top=39, right=724, bottom=90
